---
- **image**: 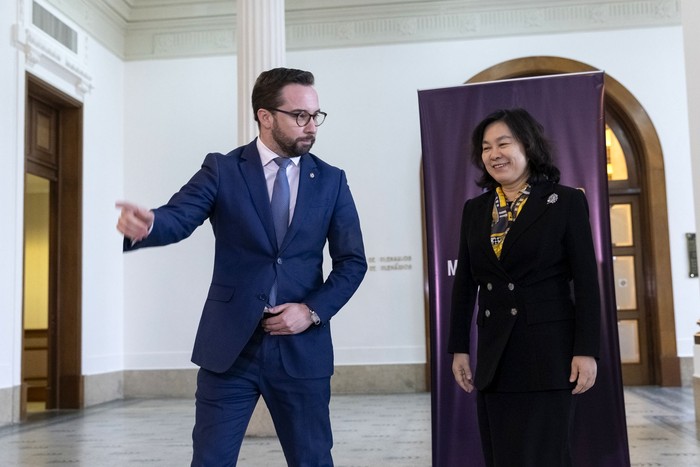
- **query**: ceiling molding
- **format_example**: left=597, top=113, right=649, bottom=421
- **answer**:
left=43, top=0, right=681, bottom=60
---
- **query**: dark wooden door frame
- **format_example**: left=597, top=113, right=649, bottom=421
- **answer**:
left=466, top=56, right=681, bottom=386
left=24, top=73, right=83, bottom=413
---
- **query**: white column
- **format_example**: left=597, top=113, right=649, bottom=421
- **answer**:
left=237, top=0, right=286, bottom=145
left=236, top=0, right=286, bottom=437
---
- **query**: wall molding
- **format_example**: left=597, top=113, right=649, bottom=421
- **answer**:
left=44, top=0, right=681, bottom=60
left=16, top=0, right=94, bottom=97
left=14, top=27, right=93, bottom=96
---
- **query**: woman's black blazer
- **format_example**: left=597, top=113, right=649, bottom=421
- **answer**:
left=448, top=182, right=601, bottom=392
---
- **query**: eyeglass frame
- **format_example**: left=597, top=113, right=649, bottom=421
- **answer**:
left=267, top=108, right=327, bottom=127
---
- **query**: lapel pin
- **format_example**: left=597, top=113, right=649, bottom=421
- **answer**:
left=547, top=193, right=558, bottom=205
left=310, top=173, right=315, bottom=179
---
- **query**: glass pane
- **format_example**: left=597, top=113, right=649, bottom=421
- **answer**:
left=610, top=204, right=633, bottom=247
left=606, top=125, right=628, bottom=181
left=618, top=319, right=641, bottom=364
left=24, top=174, right=51, bottom=330
left=613, top=256, right=637, bottom=310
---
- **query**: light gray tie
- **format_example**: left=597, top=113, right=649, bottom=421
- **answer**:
left=269, top=157, right=291, bottom=305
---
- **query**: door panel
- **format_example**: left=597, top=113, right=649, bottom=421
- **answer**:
left=609, top=196, right=651, bottom=384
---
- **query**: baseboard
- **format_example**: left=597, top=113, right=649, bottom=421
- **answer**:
left=0, top=385, right=20, bottom=427
left=120, top=364, right=427, bottom=399
left=694, top=376, right=700, bottom=423
left=83, top=371, right=124, bottom=407
left=332, top=363, right=428, bottom=393
left=124, top=369, right=198, bottom=398
left=680, top=355, right=693, bottom=387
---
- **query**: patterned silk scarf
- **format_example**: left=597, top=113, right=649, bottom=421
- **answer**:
left=490, top=184, right=531, bottom=258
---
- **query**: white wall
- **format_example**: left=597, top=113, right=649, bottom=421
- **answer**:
left=119, top=24, right=697, bottom=370
left=0, top=0, right=23, bottom=392
left=81, top=39, right=126, bottom=376
left=682, top=2, right=700, bottom=353
left=122, top=56, right=238, bottom=369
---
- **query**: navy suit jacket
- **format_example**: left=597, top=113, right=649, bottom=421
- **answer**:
left=448, top=182, right=601, bottom=392
left=125, top=140, right=367, bottom=377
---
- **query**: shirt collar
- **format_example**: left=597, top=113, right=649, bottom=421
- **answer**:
left=256, top=138, right=301, bottom=167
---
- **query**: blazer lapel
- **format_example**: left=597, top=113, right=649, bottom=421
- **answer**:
left=473, top=192, right=504, bottom=272
left=499, top=183, right=554, bottom=260
left=280, top=153, right=319, bottom=251
left=239, top=140, right=278, bottom=249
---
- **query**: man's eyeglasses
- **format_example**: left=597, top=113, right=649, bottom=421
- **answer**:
left=268, top=108, right=327, bottom=127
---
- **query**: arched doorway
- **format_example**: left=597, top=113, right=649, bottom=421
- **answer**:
left=466, top=56, right=680, bottom=386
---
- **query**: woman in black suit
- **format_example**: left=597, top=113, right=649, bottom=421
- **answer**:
left=449, top=108, right=601, bottom=467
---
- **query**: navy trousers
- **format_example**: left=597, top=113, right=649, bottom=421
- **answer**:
left=191, top=326, right=333, bottom=467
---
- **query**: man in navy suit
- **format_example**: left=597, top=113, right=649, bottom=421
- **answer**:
left=116, top=67, right=367, bottom=466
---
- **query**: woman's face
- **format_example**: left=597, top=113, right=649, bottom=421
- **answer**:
left=481, top=121, right=530, bottom=190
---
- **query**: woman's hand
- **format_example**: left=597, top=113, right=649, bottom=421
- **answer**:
left=570, top=355, right=597, bottom=394
left=452, top=353, right=474, bottom=393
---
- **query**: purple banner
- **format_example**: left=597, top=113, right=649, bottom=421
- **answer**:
left=418, top=72, right=630, bottom=466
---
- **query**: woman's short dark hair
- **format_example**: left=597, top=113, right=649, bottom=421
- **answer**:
left=252, top=68, right=315, bottom=124
left=470, top=108, right=560, bottom=189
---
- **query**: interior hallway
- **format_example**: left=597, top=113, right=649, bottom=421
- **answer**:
left=0, top=387, right=697, bottom=466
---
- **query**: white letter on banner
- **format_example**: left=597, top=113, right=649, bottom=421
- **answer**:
left=447, top=259, right=458, bottom=276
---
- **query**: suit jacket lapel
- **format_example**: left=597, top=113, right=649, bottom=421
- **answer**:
left=281, top=153, right=319, bottom=251
left=473, top=192, right=504, bottom=272
left=239, top=140, right=278, bottom=249
left=499, top=183, right=554, bottom=260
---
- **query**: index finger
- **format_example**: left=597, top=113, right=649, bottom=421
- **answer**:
left=115, top=201, right=139, bottom=212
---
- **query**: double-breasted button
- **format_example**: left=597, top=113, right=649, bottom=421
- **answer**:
left=484, top=309, right=491, bottom=318
left=507, top=283, right=515, bottom=291
left=486, top=283, right=493, bottom=291
left=510, top=308, right=518, bottom=316
left=276, top=258, right=283, bottom=265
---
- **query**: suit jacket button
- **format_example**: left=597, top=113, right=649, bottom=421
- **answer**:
left=486, top=283, right=493, bottom=291
left=277, top=258, right=283, bottom=264
left=508, top=283, right=515, bottom=291
left=485, top=309, right=491, bottom=318
left=510, top=308, right=518, bottom=316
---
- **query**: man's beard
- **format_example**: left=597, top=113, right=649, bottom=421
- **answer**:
left=271, top=122, right=315, bottom=157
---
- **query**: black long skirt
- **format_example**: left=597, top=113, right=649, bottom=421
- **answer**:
left=476, top=389, right=576, bottom=467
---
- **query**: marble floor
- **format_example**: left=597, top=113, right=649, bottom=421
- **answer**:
left=0, top=387, right=697, bottom=466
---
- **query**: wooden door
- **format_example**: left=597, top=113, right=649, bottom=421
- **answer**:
left=23, top=75, right=83, bottom=416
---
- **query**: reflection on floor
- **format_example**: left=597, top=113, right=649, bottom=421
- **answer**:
left=0, top=387, right=697, bottom=466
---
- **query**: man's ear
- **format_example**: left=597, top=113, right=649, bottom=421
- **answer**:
left=257, top=108, right=273, bottom=129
